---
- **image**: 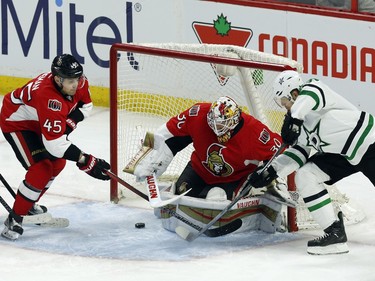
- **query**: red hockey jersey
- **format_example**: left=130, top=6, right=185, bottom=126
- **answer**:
left=0, top=72, right=92, bottom=158
left=166, top=103, right=282, bottom=184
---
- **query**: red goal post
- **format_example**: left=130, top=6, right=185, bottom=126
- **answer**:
left=109, top=42, right=364, bottom=232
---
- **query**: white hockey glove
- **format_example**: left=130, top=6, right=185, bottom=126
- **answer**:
left=124, top=132, right=174, bottom=182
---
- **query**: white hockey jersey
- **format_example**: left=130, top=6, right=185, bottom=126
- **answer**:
left=272, top=78, right=375, bottom=178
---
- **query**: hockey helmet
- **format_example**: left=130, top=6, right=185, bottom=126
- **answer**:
left=273, top=70, right=303, bottom=108
left=207, top=96, right=241, bottom=137
left=51, top=54, right=83, bottom=79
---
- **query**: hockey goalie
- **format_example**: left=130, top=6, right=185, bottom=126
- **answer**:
left=124, top=96, right=297, bottom=235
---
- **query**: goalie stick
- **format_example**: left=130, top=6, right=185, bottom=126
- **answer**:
left=145, top=172, right=191, bottom=208
left=177, top=143, right=287, bottom=242
left=0, top=174, right=69, bottom=228
left=106, top=170, right=242, bottom=237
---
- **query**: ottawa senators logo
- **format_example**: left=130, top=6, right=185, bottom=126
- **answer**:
left=47, top=99, right=62, bottom=111
left=202, top=143, right=233, bottom=177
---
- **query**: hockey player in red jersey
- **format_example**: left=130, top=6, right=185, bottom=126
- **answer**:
left=133, top=96, right=284, bottom=200
left=0, top=54, right=110, bottom=240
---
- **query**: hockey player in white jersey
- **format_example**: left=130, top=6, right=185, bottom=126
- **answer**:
left=248, top=70, right=375, bottom=255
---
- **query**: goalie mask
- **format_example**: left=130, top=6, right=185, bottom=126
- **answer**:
left=207, top=96, right=241, bottom=143
left=273, top=70, right=303, bottom=108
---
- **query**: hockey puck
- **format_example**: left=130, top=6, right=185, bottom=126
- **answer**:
left=135, top=222, right=145, bottom=229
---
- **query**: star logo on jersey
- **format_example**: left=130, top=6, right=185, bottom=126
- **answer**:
left=303, top=121, right=330, bottom=152
left=192, top=14, right=253, bottom=85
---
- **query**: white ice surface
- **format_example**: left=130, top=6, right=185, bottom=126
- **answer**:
left=0, top=98, right=374, bottom=281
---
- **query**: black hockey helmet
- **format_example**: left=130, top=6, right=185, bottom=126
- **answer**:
left=51, top=54, right=83, bottom=78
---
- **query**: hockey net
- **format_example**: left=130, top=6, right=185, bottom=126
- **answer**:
left=109, top=43, right=364, bottom=231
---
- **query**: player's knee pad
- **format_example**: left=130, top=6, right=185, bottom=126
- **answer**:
left=294, top=162, right=330, bottom=197
left=25, top=159, right=54, bottom=189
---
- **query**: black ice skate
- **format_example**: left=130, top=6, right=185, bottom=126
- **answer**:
left=1, top=213, right=24, bottom=241
left=307, top=211, right=349, bottom=255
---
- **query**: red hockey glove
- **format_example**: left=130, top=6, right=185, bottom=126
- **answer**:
left=77, top=154, right=111, bottom=181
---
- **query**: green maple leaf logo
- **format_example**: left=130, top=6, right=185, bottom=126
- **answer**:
left=213, top=14, right=231, bottom=36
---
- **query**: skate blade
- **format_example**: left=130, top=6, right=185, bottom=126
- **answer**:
left=307, top=242, right=349, bottom=255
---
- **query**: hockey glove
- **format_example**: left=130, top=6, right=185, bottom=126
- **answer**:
left=248, top=165, right=278, bottom=188
left=281, top=112, right=303, bottom=145
left=77, top=154, right=111, bottom=181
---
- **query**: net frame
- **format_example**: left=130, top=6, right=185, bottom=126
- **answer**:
left=109, top=43, right=296, bottom=193
left=109, top=43, right=364, bottom=232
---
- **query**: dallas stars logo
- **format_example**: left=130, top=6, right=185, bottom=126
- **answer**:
left=303, top=120, right=330, bottom=152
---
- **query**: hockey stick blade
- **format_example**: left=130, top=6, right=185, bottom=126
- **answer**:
left=21, top=213, right=53, bottom=224
left=150, top=188, right=191, bottom=208
left=205, top=218, right=243, bottom=237
left=146, top=173, right=191, bottom=208
left=37, top=217, right=70, bottom=228
left=175, top=218, right=242, bottom=239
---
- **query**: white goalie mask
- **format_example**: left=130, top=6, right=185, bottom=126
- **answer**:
left=207, top=96, right=241, bottom=139
left=273, top=70, right=303, bottom=108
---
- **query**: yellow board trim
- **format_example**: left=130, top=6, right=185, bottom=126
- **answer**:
left=0, top=75, right=110, bottom=107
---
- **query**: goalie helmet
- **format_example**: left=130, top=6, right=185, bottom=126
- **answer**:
left=273, top=70, right=303, bottom=108
left=207, top=96, right=241, bottom=142
left=51, top=54, right=83, bottom=79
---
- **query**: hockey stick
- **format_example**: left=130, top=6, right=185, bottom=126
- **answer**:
left=145, top=173, right=191, bottom=208
left=0, top=193, right=53, bottom=224
left=177, top=143, right=288, bottom=242
left=0, top=174, right=16, bottom=198
left=0, top=173, right=69, bottom=228
left=106, top=170, right=242, bottom=237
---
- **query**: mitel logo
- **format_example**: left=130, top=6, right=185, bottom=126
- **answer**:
left=1, top=0, right=135, bottom=68
left=192, top=14, right=253, bottom=85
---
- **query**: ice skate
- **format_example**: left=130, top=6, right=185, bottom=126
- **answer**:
left=1, top=213, right=23, bottom=241
left=28, top=203, right=48, bottom=215
left=307, top=211, right=349, bottom=255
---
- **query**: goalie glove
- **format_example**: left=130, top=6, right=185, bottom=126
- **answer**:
left=281, top=111, right=303, bottom=145
left=133, top=148, right=173, bottom=182
left=77, top=154, right=111, bottom=181
left=125, top=132, right=174, bottom=182
left=248, top=165, right=278, bottom=188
